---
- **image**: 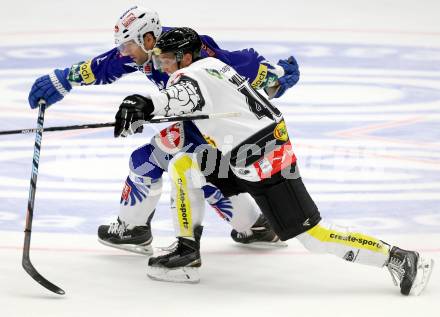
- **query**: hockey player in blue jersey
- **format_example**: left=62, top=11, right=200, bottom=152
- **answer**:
left=27, top=6, right=300, bottom=255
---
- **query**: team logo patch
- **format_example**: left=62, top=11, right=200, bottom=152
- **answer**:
left=143, top=63, right=152, bottom=75
left=253, top=141, right=297, bottom=179
left=67, top=63, right=82, bottom=83
left=343, top=250, right=356, bottom=262
left=273, top=120, right=288, bottom=141
left=79, top=60, right=96, bottom=84
left=114, top=25, right=119, bottom=33
left=237, top=169, right=250, bottom=175
left=154, top=122, right=185, bottom=154
left=250, top=63, right=268, bottom=89
left=258, top=158, right=273, bottom=174
left=121, top=181, right=132, bottom=202
left=122, top=13, right=137, bottom=28
left=205, top=68, right=224, bottom=80
left=120, top=178, right=148, bottom=206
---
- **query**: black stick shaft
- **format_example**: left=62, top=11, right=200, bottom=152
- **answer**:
left=0, top=113, right=237, bottom=136
left=24, top=104, right=45, bottom=235
left=22, top=101, right=65, bottom=295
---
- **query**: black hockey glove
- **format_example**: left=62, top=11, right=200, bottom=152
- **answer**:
left=114, top=94, right=155, bottom=138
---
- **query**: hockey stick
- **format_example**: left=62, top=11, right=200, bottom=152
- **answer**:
left=22, top=100, right=65, bottom=295
left=0, top=112, right=241, bottom=136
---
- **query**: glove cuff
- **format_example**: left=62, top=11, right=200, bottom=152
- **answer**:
left=49, top=70, right=71, bottom=96
left=269, top=63, right=285, bottom=78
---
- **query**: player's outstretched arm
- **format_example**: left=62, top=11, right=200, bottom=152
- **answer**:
left=198, top=34, right=299, bottom=99
left=28, top=48, right=137, bottom=109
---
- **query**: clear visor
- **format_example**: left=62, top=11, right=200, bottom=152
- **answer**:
left=152, top=48, right=178, bottom=73
left=117, top=40, right=141, bottom=56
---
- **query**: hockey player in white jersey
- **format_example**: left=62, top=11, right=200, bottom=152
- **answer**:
left=114, top=27, right=434, bottom=295
left=27, top=6, right=299, bottom=254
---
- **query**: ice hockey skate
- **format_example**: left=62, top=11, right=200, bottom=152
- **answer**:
left=387, top=246, right=434, bottom=295
left=147, top=226, right=203, bottom=284
left=231, top=215, right=287, bottom=248
left=97, top=217, right=153, bottom=255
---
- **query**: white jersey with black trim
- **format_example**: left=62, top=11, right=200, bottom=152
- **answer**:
left=150, top=57, right=283, bottom=155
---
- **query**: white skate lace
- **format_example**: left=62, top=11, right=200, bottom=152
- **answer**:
left=387, top=256, right=405, bottom=286
left=108, top=221, right=127, bottom=238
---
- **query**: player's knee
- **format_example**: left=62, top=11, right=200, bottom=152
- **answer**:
left=169, top=153, right=193, bottom=172
left=129, top=144, right=164, bottom=180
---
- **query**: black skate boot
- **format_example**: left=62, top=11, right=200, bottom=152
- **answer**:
left=97, top=215, right=153, bottom=255
left=387, top=246, right=434, bottom=295
left=231, top=214, right=287, bottom=248
left=147, top=226, right=203, bottom=283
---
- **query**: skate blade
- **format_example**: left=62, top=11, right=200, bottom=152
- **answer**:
left=98, top=239, right=153, bottom=255
left=147, top=266, right=200, bottom=284
left=236, top=240, right=288, bottom=249
left=411, top=257, right=434, bottom=296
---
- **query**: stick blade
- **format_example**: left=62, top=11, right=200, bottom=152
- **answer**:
left=22, top=257, right=65, bottom=295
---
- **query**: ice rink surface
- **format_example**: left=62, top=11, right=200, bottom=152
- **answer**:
left=0, top=0, right=439, bottom=316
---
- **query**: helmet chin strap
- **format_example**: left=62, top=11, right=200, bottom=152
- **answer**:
left=138, top=34, right=154, bottom=63
left=139, top=44, right=152, bottom=63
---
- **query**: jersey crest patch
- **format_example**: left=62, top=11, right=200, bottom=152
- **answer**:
left=143, top=63, right=152, bottom=75
left=273, top=120, right=288, bottom=142
left=205, top=68, right=224, bottom=80
left=250, top=63, right=268, bottom=89
left=121, top=181, right=132, bottom=202
left=164, top=76, right=205, bottom=115
left=154, top=122, right=185, bottom=154
left=122, top=13, right=137, bottom=28
left=68, top=61, right=96, bottom=85
left=79, top=60, right=96, bottom=84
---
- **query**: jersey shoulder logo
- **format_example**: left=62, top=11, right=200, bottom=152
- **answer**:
left=205, top=68, right=224, bottom=80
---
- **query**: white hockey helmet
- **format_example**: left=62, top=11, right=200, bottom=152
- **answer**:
left=114, top=6, right=162, bottom=53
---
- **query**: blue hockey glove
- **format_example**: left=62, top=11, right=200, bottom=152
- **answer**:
left=28, top=68, right=72, bottom=109
left=273, top=56, right=300, bottom=98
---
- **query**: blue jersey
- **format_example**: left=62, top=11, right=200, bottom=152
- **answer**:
left=65, top=27, right=271, bottom=90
